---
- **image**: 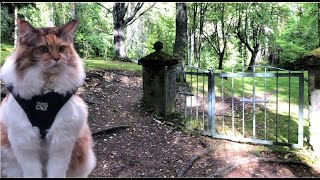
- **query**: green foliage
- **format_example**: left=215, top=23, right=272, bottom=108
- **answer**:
left=199, top=3, right=239, bottom=70
left=143, top=3, right=175, bottom=56
left=73, top=3, right=113, bottom=59
left=0, top=43, right=13, bottom=51
left=0, top=2, right=319, bottom=69
left=1, top=2, right=114, bottom=60
left=276, top=39, right=307, bottom=70
left=0, top=43, right=13, bottom=64
left=0, top=6, right=14, bottom=44
left=18, top=3, right=42, bottom=26
left=276, top=3, right=318, bottom=70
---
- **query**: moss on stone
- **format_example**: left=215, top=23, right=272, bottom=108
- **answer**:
left=304, top=48, right=320, bottom=66
left=306, top=48, right=320, bottom=58
left=138, top=51, right=179, bottom=67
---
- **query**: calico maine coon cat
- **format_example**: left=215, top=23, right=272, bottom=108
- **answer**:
left=0, top=19, right=96, bottom=177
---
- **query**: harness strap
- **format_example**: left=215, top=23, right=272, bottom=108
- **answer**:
left=7, top=85, right=76, bottom=138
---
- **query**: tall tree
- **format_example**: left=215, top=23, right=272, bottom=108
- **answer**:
left=318, top=3, right=320, bottom=47
left=71, top=2, right=76, bottom=19
left=191, top=3, right=198, bottom=66
left=204, top=3, right=234, bottom=70
left=173, top=3, right=188, bottom=71
left=187, top=3, right=208, bottom=67
left=1, top=3, right=36, bottom=47
left=14, top=4, right=18, bottom=48
left=235, top=3, right=274, bottom=71
left=50, top=2, right=55, bottom=26
left=61, top=2, right=66, bottom=24
left=112, top=2, right=155, bottom=61
left=197, top=3, right=209, bottom=66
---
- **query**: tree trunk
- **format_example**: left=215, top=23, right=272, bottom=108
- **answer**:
left=126, top=2, right=132, bottom=57
left=71, top=2, right=76, bottom=19
left=113, top=3, right=129, bottom=61
left=236, top=4, right=261, bottom=72
left=113, top=19, right=127, bottom=60
left=318, top=3, right=320, bottom=47
left=187, top=27, right=192, bottom=66
left=190, top=32, right=195, bottom=66
left=173, top=3, right=188, bottom=71
left=238, top=42, right=243, bottom=58
left=247, top=49, right=258, bottom=71
left=192, top=4, right=198, bottom=66
left=50, top=2, right=55, bottom=26
left=14, top=5, right=18, bottom=48
left=198, top=3, right=207, bottom=68
left=111, top=2, right=154, bottom=61
left=62, top=2, right=66, bottom=24
left=218, top=53, right=224, bottom=70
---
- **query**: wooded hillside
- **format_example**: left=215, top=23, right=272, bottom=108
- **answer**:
left=1, top=2, right=319, bottom=71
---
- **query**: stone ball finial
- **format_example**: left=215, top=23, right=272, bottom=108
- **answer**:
left=154, top=41, right=163, bottom=52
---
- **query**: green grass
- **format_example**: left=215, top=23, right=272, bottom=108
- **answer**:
left=1, top=43, right=14, bottom=65
left=0, top=47, right=142, bottom=73
left=0, top=51, right=11, bottom=65
left=84, top=59, right=142, bottom=72
left=177, top=69, right=309, bottom=146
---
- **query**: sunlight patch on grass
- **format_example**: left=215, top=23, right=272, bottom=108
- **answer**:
left=0, top=51, right=11, bottom=65
left=84, top=59, right=142, bottom=72
left=180, top=70, right=309, bottom=145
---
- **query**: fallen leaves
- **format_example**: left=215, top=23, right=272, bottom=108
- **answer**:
left=83, top=69, right=319, bottom=178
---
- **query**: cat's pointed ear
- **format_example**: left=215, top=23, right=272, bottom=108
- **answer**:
left=59, top=19, right=79, bottom=38
left=16, top=19, right=36, bottom=36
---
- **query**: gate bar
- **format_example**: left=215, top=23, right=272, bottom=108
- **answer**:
left=298, top=73, right=304, bottom=148
left=253, top=66, right=256, bottom=139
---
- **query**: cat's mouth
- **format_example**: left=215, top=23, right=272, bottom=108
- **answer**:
left=44, top=62, right=63, bottom=73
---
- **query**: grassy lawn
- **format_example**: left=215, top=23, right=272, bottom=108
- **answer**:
left=84, top=59, right=142, bottom=72
left=0, top=51, right=11, bottom=65
left=0, top=49, right=142, bottom=73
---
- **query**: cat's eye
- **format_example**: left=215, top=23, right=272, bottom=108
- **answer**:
left=58, top=46, right=65, bottom=53
left=38, top=46, right=49, bottom=53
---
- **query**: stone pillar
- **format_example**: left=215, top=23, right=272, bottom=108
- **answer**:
left=305, top=48, right=320, bottom=156
left=138, top=42, right=179, bottom=116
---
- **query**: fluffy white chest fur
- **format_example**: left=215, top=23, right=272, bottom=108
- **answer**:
left=0, top=19, right=96, bottom=177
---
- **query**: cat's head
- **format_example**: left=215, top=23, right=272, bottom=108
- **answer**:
left=15, top=19, right=81, bottom=76
left=1, top=19, right=85, bottom=98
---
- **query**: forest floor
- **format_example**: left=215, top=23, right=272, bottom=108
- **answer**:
left=79, top=69, right=320, bottom=178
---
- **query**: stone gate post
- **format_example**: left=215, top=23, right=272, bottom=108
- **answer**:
left=138, top=41, right=179, bottom=116
left=304, top=48, right=320, bottom=156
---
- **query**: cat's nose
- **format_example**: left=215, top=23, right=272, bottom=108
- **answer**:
left=53, top=57, right=60, bottom=62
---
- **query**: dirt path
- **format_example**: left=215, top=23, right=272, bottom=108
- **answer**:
left=79, top=69, right=320, bottom=178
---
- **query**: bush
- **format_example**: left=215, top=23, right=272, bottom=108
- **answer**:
left=1, top=6, right=14, bottom=44
left=277, top=40, right=308, bottom=71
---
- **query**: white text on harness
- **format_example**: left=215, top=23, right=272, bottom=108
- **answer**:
left=35, top=101, right=48, bottom=111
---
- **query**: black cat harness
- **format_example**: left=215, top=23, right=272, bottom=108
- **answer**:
left=7, top=85, right=76, bottom=138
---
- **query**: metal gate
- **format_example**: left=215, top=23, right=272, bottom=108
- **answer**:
left=167, top=65, right=304, bottom=148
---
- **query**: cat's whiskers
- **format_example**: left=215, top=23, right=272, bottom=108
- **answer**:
left=59, top=61, right=77, bottom=68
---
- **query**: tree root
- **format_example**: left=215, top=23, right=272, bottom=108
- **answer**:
left=92, top=125, right=131, bottom=138
left=208, top=157, right=310, bottom=177
left=177, top=147, right=215, bottom=177
left=84, top=100, right=96, bottom=105
left=209, top=164, right=236, bottom=178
